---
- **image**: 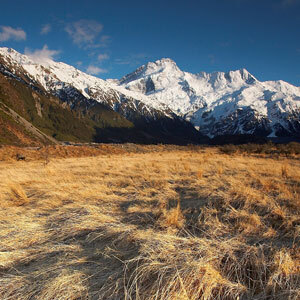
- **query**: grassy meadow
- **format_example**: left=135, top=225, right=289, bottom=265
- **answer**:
left=0, top=144, right=299, bottom=299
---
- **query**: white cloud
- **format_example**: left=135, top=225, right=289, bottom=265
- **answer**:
left=41, top=24, right=51, bottom=35
left=85, top=35, right=111, bottom=49
left=86, top=65, right=107, bottom=75
left=0, top=26, right=26, bottom=42
left=24, top=45, right=60, bottom=63
left=97, top=53, right=109, bottom=62
left=65, top=20, right=103, bottom=46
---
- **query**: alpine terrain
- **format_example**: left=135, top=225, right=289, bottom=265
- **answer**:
left=0, top=47, right=201, bottom=145
left=118, top=58, right=300, bottom=140
left=0, top=47, right=299, bottom=145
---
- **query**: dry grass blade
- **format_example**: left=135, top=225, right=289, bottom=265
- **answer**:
left=0, top=144, right=299, bottom=299
left=9, top=183, right=29, bottom=206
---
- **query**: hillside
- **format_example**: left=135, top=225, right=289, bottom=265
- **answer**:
left=0, top=48, right=204, bottom=145
left=0, top=71, right=136, bottom=145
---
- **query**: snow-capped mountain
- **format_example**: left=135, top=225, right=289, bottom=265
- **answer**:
left=0, top=48, right=173, bottom=121
left=0, top=47, right=299, bottom=141
left=0, top=47, right=202, bottom=144
left=118, top=58, right=300, bottom=138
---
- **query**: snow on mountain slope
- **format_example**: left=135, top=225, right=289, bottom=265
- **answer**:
left=0, top=47, right=299, bottom=139
left=0, top=47, right=113, bottom=95
left=0, top=47, right=205, bottom=145
left=118, top=58, right=300, bottom=137
left=0, top=48, right=172, bottom=121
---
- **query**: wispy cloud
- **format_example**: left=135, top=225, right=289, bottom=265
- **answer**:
left=97, top=35, right=111, bottom=48
left=65, top=20, right=104, bottom=47
left=24, top=45, right=60, bottom=63
left=83, top=35, right=111, bottom=49
left=86, top=65, right=107, bottom=75
left=97, top=53, right=109, bottom=62
left=0, top=26, right=26, bottom=42
left=41, top=24, right=51, bottom=35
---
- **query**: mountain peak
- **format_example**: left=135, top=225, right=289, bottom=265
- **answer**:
left=1, top=47, right=299, bottom=140
left=146, top=57, right=178, bottom=71
left=119, top=58, right=180, bottom=85
left=221, top=68, right=257, bottom=85
left=154, top=57, right=176, bottom=65
left=0, top=47, right=18, bottom=58
left=0, top=47, right=32, bottom=66
left=118, top=57, right=300, bottom=138
left=239, top=67, right=249, bottom=73
left=0, top=47, right=57, bottom=66
left=0, top=47, right=17, bottom=54
left=238, top=68, right=257, bottom=84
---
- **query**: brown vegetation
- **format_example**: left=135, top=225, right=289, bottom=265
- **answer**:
left=220, top=142, right=300, bottom=157
left=0, top=145, right=299, bottom=299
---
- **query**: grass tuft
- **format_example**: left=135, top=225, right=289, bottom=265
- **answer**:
left=0, top=144, right=299, bottom=299
left=9, top=183, right=29, bottom=206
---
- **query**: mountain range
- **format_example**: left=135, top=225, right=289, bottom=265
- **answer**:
left=0, top=47, right=299, bottom=145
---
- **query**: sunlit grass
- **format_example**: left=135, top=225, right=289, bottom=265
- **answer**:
left=0, top=145, right=299, bottom=299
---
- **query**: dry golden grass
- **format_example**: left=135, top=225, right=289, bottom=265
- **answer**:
left=0, top=145, right=299, bottom=299
left=9, top=183, right=29, bottom=206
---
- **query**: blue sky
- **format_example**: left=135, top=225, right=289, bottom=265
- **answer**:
left=0, top=0, right=299, bottom=85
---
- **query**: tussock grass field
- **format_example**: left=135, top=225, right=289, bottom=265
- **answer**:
left=0, top=145, right=299, bottom=299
